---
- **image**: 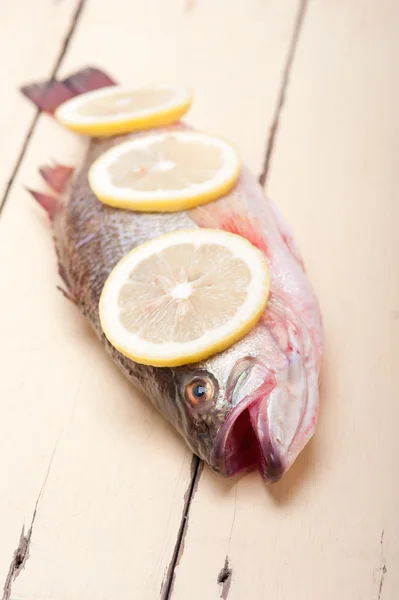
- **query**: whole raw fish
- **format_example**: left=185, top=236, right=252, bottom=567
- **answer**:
left=22, top=68, right=323, bottom=482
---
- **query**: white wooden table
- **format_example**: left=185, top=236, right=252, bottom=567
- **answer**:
left=0, top=1, right=398, bottom=598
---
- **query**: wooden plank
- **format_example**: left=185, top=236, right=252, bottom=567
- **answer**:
left=172, top=1, right=399, bottom=599
left=0, top=1, right=301, bottom=598
left=0, top=0, right=82, bottom=207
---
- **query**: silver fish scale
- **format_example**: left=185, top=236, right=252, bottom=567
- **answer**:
left=53, top=125, right=208, bottom=457
left=52, top=123, right=322, bottom=472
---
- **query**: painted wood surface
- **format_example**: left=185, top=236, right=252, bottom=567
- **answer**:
left=0, top=1, right=303, bottom=599
left=172, top=1, right=399, bottom=599
left=0, top=0, right=83, bottom=206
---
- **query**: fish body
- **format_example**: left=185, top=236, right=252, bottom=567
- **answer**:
left=23, top=68, right=323, bottom=482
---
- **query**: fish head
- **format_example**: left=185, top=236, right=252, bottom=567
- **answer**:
left=172, top=296, right=320, bottom=483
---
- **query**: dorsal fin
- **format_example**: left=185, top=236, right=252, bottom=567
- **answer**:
left=39, top=163, right=74, bottom=194
left=25, top=188, right=59, bottom=219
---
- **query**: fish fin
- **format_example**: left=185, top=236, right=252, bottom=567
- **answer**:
left=269, top=200, right=306, bottom=269
left=57, top=263, right=76, bottom=304
left=39, top=162, right=74, bottom=194
left=26, top=188, right=60, bottom=219
left=20, top=80, right=75, bottom=115
left=20, top=66, right=117, bottom=114
left=58, top=262, right=70, bottom=287
left=57, top=285, right=77, bottom=304
left=191, top=197, right=271, bottom=258
left=61, top=66, right=116, bottom=94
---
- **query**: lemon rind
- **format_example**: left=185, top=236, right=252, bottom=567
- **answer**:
left=88, top=131, right=241, bottom=212
left=55, top=85, right=192, bottom=137
left=99, top=229, right=270, bottom=367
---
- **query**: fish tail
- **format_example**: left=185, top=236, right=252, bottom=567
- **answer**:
left=20, top=66, right=117, bottom=114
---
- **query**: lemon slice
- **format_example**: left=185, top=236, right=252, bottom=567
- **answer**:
left=89, top=131, right=240, bottom=212
left=99, top=229, right=270, bottom=367
left=55, top=85, right=192, bottom=136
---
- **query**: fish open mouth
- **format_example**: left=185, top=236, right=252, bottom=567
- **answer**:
left=211, top=345, right=315, bottom=483
left=222, top=398, right=283, bottom=482
left=214, top=395, right=284, bottom=483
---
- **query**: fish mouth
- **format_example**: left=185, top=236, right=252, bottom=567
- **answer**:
left=223, top=398, right=285, bottom=483
left=213, top=394, right=283, bottom=483
left=211, top=351, right=313, bottom=483
left=211, top=361, right=284, bottom=483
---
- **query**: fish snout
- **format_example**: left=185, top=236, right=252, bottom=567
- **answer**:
left=211, top=353, right=311, bottom=483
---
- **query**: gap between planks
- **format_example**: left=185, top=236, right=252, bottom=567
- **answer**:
left=0, top=1, right=309, bottom=598
left=258, top=0, right=308, bottom=188
left=2, top=446, right=59, bottom=600
left=0, top=0, right=86, bottom=219
left=161, top=1, right=309, bottom=596
left=0, top=2, right=87, bottom=599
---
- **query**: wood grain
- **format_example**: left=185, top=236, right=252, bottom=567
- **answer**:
left=172, top=1, right=399, bottom=599
left=0, top=0, right=83, bottom=208
left=0, top=1, right=301, bottom=598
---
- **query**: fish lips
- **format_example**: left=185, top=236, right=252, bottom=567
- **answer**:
left=211, top=361, right=284, bottom=483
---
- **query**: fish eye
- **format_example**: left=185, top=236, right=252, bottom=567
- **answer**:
left=185, top=378, right=214, bottom=407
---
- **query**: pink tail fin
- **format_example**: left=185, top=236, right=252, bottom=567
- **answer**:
left=26, top=188, right=59, bottom=220
left=39, top=163, right=74, bottom=193
left=20, top=66, right=117, bottom=114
